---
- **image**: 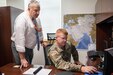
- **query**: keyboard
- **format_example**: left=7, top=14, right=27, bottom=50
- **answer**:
left=84, top=71, right=103, bottom=75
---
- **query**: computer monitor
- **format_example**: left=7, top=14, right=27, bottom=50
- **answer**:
left=104, top=48, right=113, bottom=75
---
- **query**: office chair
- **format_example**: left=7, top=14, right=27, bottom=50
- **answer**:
left=86, top=50, right=104, bottom=69
left=43, top=44, right=54, bottom=65
left=43, top=33, right=56, bottom=65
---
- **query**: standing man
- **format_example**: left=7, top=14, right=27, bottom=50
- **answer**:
left=11, top=0, right=44, bottom=67
left=48, top=28, right=97, bottom=73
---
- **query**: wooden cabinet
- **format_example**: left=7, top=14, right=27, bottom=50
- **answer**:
left=95, top=0, right=113, bottom=51
left=0, top=6, right=23, bottom=67
left=96, top=15, right=113, bottom=51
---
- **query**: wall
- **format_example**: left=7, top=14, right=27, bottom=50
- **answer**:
left=0, top=0, right=24, bottom=10
left=61, top=0, right=97, bottom=26
left=0, top=0, right=24, bottom=9
left=95, top=0, right=113, bottom=23
left=6, top=0, right=24, bottom=10
left=0, top=0, right=7, bottom=6
left=38, top=0, right=61, bottom=40
left=95, top=0, right=113, bottom=13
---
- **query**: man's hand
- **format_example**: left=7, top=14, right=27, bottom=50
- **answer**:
left=40, top=41, right=49, bottom=47
left=18, top=52, right=29, bottom=67
left=20, top=58, right=29, bottom=67
left=81, top=66, right=97, bottom=73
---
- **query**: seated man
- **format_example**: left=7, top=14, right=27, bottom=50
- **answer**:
left=48, top=28, right=97, bottom=73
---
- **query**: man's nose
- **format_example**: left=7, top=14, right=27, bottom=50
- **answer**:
left=64, top=39, right=67, bottom=42
left=37, top=11, right=40, bottom=14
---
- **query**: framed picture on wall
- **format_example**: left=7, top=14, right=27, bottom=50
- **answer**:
left=64, top=14, right=96, bottom=50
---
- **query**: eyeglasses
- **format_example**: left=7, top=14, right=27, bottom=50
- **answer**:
left=56, top=36, right=67, bottom=40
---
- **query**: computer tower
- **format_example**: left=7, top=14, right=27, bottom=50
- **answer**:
left=104, top=48, right=113, bottom=75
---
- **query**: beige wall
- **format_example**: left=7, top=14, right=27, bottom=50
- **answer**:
left=95, top=0, right=113, bottom=23
left=6, top=0, right=24, bottom=10
left=0, top=0, right=24, bottom=9
left=95, top=0, right=113, bottom=13
left=61, top=0, right=97, bottom=26
left=0, top=0, right=7, bottom=6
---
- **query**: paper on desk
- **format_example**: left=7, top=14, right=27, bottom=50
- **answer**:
left=37, top=69, right=52, bottom=75
left=23, top=68, right=37, bottom=75
left=23, top=68, right=52, bottom=75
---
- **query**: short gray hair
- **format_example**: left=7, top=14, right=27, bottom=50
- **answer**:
left=28, top=0, right=40, bottom=8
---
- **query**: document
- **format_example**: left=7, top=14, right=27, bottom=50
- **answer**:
left=36, top=69, right=52, bottom=75
left=23, top=67, right=52, bottom=75
left=23, top=68, right=37, bottom=75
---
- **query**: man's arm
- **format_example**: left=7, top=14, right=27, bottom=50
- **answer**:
left=70, top=45, right=97, bottom=73
left=14, top=17, right=29, bottom=67
left=71, top=44, right=83, bottom=65
left=18, top=52, right=29, bottom=67
left=48, top=50, right=82, bottom=71
left=48, top=48, right=97, bottom=73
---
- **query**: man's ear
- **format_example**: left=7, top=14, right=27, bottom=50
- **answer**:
left=28, top=7, right=30, bottom=10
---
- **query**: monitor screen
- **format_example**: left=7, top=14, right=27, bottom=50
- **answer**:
left=104, top=48, right=113, bottom=75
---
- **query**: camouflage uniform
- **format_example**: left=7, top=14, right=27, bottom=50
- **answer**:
left=48, top=42, right=83, bottom=71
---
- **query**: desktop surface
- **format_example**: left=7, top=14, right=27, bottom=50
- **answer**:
left=0, top=63, right=84, bottom=75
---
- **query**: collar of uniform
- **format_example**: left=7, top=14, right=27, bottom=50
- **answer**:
left=54, top=42, right=63, bottom=53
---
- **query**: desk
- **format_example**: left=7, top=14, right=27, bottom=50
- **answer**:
left=0, top=63, right=84, bottom=75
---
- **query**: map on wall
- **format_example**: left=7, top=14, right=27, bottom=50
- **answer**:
left=64, top=14, right=96, bottom=50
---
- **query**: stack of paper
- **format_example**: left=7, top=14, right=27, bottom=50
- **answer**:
left=23, top=67, right=52, bottom=75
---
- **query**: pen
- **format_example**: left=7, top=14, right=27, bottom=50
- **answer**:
left=33, top=66, right=42, bottom=74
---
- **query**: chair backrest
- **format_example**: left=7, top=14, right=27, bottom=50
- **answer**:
left=86, top=50, right=104, bottom=69
left=47, top=33, right=55, bottom=44
left=43, top=44, right=54, bottom=65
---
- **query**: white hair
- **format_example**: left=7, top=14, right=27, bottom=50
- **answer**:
left=28, top=0, right=40, bottom=9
